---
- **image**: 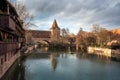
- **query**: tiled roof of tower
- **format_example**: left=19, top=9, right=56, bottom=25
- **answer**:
left=27, top=30, right=51, bottom=38
left=50, top=19, right=60, bottom=29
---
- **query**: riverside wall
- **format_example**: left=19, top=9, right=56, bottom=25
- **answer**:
left=88, top=47, right=111, bottom=57
left=88, top=47, right=120, bottom=60
left=0, top=45, right=37, bottom=79
left=0, top=51, right=20, bottom=79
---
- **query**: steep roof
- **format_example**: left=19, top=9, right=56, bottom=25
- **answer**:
left=50, top=19, right=60, bottom=30
left=27, top=30, right=51, bottom=38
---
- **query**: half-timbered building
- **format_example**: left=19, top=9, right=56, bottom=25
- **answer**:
left=0, top=0, right=25, bottom=78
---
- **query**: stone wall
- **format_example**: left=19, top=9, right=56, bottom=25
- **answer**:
left=0, top=51, right=20, bottom=79
left=32, top=38, right=50, bottom=43
left=88, top=47, right=120, bottom=60
left=88, top=47, right=111, bottom=57
left=111, top=50, right=120, bottom=60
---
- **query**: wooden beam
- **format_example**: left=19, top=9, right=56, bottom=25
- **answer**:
left=7, top=4, right=9, bottom=14
left=0, top=31, right=4, bottom=40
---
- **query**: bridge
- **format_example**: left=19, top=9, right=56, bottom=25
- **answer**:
left=26, top=30, right=51, bottom=45
left=26, top=19, right=60, bottom=45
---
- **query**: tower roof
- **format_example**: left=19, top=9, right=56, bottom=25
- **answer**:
left=50, top=19, right=60, bottom=30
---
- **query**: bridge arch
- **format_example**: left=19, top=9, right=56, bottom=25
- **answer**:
left=37, top=40, right=50, bottom=47
left=43, top=40, right=50, bottom=44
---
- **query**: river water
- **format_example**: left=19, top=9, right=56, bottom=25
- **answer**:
left=1, top=48, right=120, bottom=80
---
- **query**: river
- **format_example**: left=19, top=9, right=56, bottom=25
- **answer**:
left=1, top=47, right=120, bottom=80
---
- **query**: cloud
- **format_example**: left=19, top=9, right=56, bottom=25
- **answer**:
left=23, top=0, right=120, bottom=34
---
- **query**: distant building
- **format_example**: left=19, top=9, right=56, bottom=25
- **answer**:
left=26, top=19, right=60, bottom=44
left=26, top=30, right=50, bottom=44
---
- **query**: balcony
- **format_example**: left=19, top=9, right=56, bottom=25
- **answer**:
left=0, top=14, right=15, bottom=31
left=0, top=42, right=19, bottom=55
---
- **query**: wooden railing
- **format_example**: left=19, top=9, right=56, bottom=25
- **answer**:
left=0, top=42, right=19, bottom=55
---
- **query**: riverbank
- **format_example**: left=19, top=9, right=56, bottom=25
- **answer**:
left=0, top=45, right=36, bottom=79
left=24, top=45, right=37, bottom=54
left=0, top=51, right=20, bottom=79
left=2, top=49, right=120, bottom=80
left=88, top=47, right=120, bottom=61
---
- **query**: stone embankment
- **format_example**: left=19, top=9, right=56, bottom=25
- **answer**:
left=111, top=50, right=120, bottom=60
left=0, top=44, right=38, bottom=79
left=22, top=44, right=38, bottom=54
left=0, top=52, right=20, bottom=79
left=88, top=47, right=120, bottom=60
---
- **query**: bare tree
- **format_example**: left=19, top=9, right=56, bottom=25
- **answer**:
left=61, top=28, right=70, bottom=44
left=91, top=24, right=118, bottom=47
left=76, top=27, right=97, bottom=50
left=12, top=0, right=33, bottom=29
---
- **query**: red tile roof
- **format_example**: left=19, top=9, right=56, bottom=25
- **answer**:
left=27, top=30, right=51, bottom=38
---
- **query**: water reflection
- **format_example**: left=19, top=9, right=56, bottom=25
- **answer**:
left=18, top=56, right=26, bottom=80
left=1, top=56, right=26, bottom=80
left=76, top=52, right=111, bottom=64
left=1, top=48, right=120, bottom=80
left=31, top=47, right=49, bottom=53
left=50, top=52, right=58, bottom=70
left=49, top=51, right=112, bottom=72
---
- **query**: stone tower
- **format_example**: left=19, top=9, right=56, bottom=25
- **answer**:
left=50, top=19, right=60, bottom=42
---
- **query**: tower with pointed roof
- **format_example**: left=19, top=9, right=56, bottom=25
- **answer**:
left=50, top=19, right=60, bottom=42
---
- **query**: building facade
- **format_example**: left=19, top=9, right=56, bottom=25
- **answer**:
left=0, top=0, right=25, bottom=78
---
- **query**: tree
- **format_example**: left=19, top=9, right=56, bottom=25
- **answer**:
left=76, top=28, right=86, bottom=51
left=91, top=24, right=115, bottom=47
left=12, top=0, right=33, bottom=29
left=76, top=28, right=86, bottom=45
left=85, top=33, right=96, bottom=46
left=61, top=28, right=67, bottom=37
left=76, top=27, right=97, bottom=50
left=25, top=31, right=33, bottom=44
left=61, top=28, right=70, bottom=44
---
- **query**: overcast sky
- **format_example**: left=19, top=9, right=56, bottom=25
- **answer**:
left=13, top=0, right=120, bottom=34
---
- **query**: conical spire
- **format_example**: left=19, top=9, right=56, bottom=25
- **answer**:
left=51, top=19, right=60, bottom=29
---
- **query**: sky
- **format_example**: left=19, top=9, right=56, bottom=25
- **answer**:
left=12, top=0, right=120, bottom=34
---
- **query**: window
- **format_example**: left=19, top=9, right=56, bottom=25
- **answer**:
left=0, top=32, right=3, bottom=41
left=1, top=58, right=3, bottom=65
